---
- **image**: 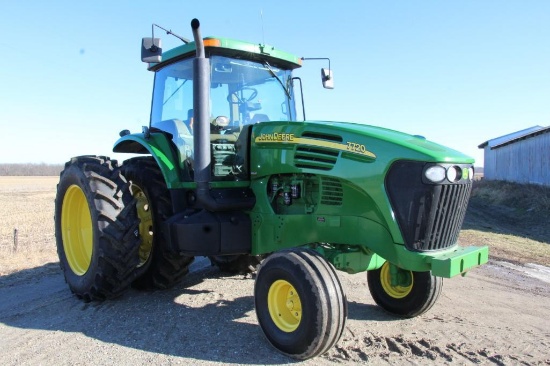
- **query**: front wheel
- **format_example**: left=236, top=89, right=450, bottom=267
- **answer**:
left=367, top=262, right=442, bottom=318
left=254, top=248, right=347, bottom=360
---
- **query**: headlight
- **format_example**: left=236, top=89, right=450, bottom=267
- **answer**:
left=446, top=166, right=461, bottom=182
left=423, top=163, right=473, bottom=184
left=425, top=165, right=446, bottom=183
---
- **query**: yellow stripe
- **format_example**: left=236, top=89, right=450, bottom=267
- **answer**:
left=254, top=136, right=376, bottom=159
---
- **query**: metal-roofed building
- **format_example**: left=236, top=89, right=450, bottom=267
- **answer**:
left=478, top=125, right=550, bottom=186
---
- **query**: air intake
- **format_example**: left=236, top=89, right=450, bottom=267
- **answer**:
left=321, top=177, right=343, bottom=206
left=293, top=132, right=342, bottom=171
left=294, top=147, right=338, bottom=170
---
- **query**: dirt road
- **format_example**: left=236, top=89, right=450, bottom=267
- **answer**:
left=1, top=256, right=549, bottom=365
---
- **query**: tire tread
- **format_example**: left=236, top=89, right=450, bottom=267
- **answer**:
left=55, top=155, right=141, bottom=301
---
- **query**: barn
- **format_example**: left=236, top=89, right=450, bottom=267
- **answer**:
left=478, top=126, right=550, bottom=186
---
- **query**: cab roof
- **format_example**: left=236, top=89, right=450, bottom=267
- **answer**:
left=148, top=37, right=303, bottom=71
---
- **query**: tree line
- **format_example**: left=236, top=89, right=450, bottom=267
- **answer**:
left=0, top=163, right=64, bottom=176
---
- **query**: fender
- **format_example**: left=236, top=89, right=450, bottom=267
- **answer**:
left=113, top=132, right=184, bottom=188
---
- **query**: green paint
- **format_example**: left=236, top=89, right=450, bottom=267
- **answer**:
left=429, top=245, right=490, bottom=277
left=462, top=166, right=469, bottom=179
left=113, top=132, right=183, bottom=188
left=149, top=145, right=174, bottom=171
left=314, top=244, right=386, bottom=274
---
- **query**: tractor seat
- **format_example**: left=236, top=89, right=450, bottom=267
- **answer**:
left=152, top=119, right=194, bottom=162
left=153, top=119, right=192, bottom=139
left=249, top=113, right=270, bottom=124
left=210, top=133, right=237, bottom=142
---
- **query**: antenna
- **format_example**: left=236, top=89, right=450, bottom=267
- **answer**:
left=260, top=10, right=265, bottom=45
left=152, top=23, right=190, bottom=44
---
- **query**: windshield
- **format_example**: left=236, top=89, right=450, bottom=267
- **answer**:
left=210, top=56, right=295, bottom=126
left=150, top=55, right=295, bottom=130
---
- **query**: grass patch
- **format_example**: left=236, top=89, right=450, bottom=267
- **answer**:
left=471, top=180, right=550, bottom=215
left=465, top=179, right=550, bottom=266
left=0, top=177, right=58, bottom=275
left=460, top=230, right=550, bottom=267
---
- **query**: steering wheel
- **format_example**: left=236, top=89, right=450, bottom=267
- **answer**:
left=227, top=87, right=258, bottom=104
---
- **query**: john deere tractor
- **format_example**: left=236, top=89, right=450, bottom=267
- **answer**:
left=55, top=19, right=488, bottom=359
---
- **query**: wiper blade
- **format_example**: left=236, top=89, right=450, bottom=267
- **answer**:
left=163, top=79, right=188, bottom=106
left=263, top=61, right=291, bottom=99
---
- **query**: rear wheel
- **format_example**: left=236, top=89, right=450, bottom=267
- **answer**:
left=121, top=157, right=194, bottom=289
left=367, top=261, right=442, bottom=318
left=55, top=156, right=140, bottom=301
left=254, top=248, right=347, bottom=359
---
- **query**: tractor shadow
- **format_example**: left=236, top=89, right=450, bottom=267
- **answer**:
left=0, top=258, right=298, bottom=364
left=1, top=258, right=399, bottom=364
left=346, top=300, right=399, bottom=322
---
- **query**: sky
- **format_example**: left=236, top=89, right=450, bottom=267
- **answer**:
left=1, top=1, right=549, bottom=167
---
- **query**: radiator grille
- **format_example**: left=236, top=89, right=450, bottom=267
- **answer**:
left=385, top=161, right=472, bottom=251
left=418, top=183, right=471, bottom=250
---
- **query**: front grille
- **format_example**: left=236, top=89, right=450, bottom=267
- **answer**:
left=385, top=161, right=472, bottom=251
left=419, top=184, right=471, bottom=250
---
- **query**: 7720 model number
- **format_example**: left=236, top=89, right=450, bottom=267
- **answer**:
left=346, top=142, right=368, bottom=153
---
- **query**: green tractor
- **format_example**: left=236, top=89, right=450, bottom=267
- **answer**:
left=54, top=18, right=488, bottom=359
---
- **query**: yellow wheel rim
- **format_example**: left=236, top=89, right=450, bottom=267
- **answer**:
left=61, top=185, right=93, bottom=276
left=268, top=280, right=302, bottom=332
left=132, top=184, right=153, bottom=267
left=380, top=262, right=413, bottom=299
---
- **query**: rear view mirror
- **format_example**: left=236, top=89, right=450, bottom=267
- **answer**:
left=321, top=68, right=333, bottom=89
left=141, top=37, right=162, bottom=63
left=214, top=63, right=233, bottom=73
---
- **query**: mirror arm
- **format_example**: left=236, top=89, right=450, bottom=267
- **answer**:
left=291, top=77, right=306, bottom=121
left=301, top=57, right=333, bottom=89
left=301, top=57, right=331, bottom=78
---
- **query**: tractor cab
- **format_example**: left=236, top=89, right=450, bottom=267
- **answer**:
left=144, top=38, right=301, bottom=182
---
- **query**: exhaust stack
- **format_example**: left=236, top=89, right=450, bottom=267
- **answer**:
left=191, top=18, right=210, bottom=187
left=191, top=19, right=253, bottom=211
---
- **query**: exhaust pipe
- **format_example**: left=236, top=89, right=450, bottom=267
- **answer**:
left=191, top=18, right=210, bottom=187
left=191, top=18, right=252, bottom=212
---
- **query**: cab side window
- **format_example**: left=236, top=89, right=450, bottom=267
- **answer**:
left=150, top=59, right=195, bottom=180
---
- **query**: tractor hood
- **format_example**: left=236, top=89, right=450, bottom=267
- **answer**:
left=317, top=120, right=473, bottom=162
left=251, top=120, right=473, bottom=178
left=249, top=119, right=475, bottom=252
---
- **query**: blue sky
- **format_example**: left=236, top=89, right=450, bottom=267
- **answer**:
left=1, top=1, right=549, bottom=166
